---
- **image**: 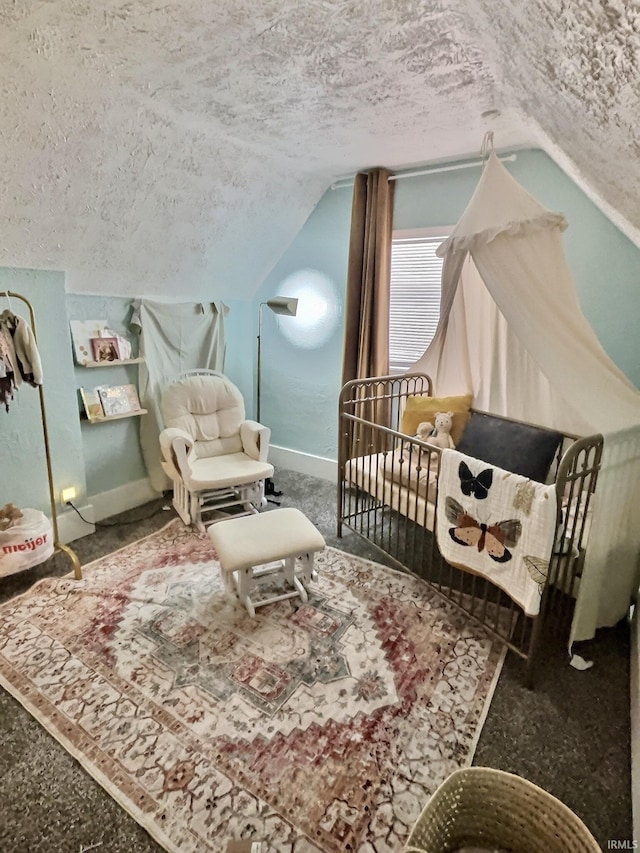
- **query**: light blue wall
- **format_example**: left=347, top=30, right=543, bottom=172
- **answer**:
left=3, top=147, right=639, bottom=520
left=65, top=295, right=148, bottom=496
left=66, top=295, right=254, bottom=498
left=254, top=187, right=353, bottom=456
left=0, top=285, right=254, bottom=518
left=224, top=300, right=254, bottom=410
left=0, top=269, right=86, bottom=515
left=254, top=148, right=640, bottom=462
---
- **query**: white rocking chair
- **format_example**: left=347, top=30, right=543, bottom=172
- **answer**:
left=159, top=371, right=273, bottom=533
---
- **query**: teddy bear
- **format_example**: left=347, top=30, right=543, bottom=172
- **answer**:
left=0, top=502, right=23, bottom=531
left=425, top=411, right=456, bottom=450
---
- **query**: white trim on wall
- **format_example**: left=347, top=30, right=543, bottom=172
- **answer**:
left=58, top=458, right=338, bottom=546
left=90, top=478, right=161, bottom=523
left=59, top=477, right=162, bottom=543
left=268, top=445, right=337, bottom=482
left=58, top=503, right=96, bottom=543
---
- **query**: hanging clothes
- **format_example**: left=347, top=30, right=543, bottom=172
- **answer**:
left=130, top=300, right=228, bottom=492
left=0, top=310, right=43, bottom=412
left=0, top=325, right=15, bottom=411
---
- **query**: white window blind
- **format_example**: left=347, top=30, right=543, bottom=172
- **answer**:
left=389, top=230, right=448, bottom=373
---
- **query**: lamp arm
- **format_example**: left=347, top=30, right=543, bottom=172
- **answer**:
left=256, top=296, right=296, bottom=423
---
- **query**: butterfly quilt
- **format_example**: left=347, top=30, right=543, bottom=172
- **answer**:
left=436, top=449, right=558, bottom=616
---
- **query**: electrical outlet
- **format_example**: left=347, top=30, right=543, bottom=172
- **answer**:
left=61, top=487, right=78, bottom=505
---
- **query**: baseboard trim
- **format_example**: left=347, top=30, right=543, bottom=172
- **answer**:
left=91, top=477, right=161, bottom=523
left=59, top=457, right=333, bottom=544
left=55, top=478, right=161, bottom=544
left=268, top=445, right=337, bottom=482
left=57, top=504, right=96, bottom=543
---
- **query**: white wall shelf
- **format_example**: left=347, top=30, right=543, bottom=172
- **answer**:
left=75, top=349, right=145, bottom=422
left=79, top=357, right=145, bottom=368
left=83, top=409, right=148, bottom=424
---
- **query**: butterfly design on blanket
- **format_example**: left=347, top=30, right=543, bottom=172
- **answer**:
left=445, top=497, right=522, bottom=563
left=458, top=460, right=493, bottom=500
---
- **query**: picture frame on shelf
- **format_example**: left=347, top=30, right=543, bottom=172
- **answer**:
left=70, top=320, right=111, bottom=365
left=90, top=337, right=120, bottom=363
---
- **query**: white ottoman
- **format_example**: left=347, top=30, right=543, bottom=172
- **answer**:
left=207, top=507, right=325, bottom=617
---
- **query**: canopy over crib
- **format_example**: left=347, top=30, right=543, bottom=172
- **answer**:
left=413, top=147, right=640, bottom=644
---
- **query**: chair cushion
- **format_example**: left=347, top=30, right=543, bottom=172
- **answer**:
left=189, top=452, right=274, bottom=489
left=209, top=508, right=325, bottom=573
left=161, top=374, right=245, bottom=458
left=456, top=412, right=563, bottom=483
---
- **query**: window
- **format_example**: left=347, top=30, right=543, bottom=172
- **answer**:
left=388, top=228, right=449, bottom=374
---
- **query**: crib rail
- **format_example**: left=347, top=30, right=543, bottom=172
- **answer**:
left=338, top=374, right=604, bottom=686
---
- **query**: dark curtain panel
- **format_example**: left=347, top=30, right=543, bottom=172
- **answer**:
left=341, top=168, right=395, bottom=456
left=342, top=168, right=395, bottom=385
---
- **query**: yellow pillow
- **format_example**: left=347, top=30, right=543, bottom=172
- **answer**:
left=400, top=394, right=473, bottom=445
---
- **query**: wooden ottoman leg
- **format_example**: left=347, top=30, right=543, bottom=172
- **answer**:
left=221, top=568, right=235, bottom=595
left=237, top=566, right=257, bottom=618
left=285, top=556, right=308, bottom=603
left=297, top=553, right=318, bottom=586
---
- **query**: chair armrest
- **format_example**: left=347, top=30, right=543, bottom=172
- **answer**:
left=159, top=428, right=195, bottom=482
left=240, top=420, right=271, bottom=462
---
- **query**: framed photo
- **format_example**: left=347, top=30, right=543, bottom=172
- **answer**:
left=70, top=320, right=111, bottom=365
left=90, top=337, right=120, bottom=363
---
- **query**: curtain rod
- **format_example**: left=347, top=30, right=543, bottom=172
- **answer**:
left=330, top=153, right=517, bottom=190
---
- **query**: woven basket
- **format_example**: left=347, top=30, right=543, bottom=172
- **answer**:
left=403, top=767, right=601, bottom=853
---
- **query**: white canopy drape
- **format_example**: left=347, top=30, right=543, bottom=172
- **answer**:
left=413, top=152, right=640, bottom=643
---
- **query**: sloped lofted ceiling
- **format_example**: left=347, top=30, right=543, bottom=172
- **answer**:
left=0, top=0, right=638, bottom=301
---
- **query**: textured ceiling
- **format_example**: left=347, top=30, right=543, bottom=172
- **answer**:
left=0, top=0, right=638, bottom=300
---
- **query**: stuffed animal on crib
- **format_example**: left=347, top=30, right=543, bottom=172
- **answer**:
left=400, top=421, right=435, bottom=461
left=425, top=411, right=456, bottom=450
left=0, top=502, right=23, bottom=531
left=415, top=421, right=434, bottom=442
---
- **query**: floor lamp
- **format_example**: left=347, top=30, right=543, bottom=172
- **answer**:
left=256, top=296, right=298, bottom=423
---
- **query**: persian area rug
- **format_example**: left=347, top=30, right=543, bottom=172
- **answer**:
left=0, top=519, right=505, bottom=853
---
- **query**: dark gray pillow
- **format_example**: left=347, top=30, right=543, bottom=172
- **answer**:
left=456, top=412, right=563, bottom=483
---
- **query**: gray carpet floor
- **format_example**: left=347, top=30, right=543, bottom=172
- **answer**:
left=0, top=469, right=632, bottom=851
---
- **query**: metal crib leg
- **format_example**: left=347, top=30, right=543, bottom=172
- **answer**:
left=525, top=612, right=545, bottom=690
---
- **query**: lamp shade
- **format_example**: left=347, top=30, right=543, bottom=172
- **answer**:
left=266, top=296, right=298, bottom=316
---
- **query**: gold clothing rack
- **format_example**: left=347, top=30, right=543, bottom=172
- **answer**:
left=3, top=290, right=82, bottom=579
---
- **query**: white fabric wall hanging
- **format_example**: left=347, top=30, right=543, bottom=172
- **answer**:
left=130, top=300, right=228, bottom=492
